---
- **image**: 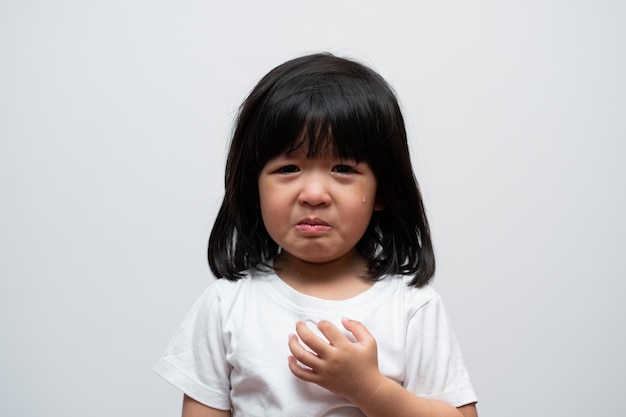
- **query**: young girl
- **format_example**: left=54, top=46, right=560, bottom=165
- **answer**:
left=154, top=53, right=478, bottom=417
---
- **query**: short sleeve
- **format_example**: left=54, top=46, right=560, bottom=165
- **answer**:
left=153, top=284, right=232, bottom=410
left=403, top=293, right=477, bottom=407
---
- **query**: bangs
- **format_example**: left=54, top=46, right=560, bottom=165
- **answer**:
left=253, top=73, right=383, bottom=167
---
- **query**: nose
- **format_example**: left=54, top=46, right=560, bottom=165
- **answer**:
left=297, top=173, right=331, bottom=206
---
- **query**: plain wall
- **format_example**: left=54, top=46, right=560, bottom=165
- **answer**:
left=1, top=1, right=624, bottom=416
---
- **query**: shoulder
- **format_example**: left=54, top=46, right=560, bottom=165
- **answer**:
left=383, top=275, right=441, bottom=310
left=377, top=276, right=457, bottom=327
left=203, top=267, right=276, bottom=303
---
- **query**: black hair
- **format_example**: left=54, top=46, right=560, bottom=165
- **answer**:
left=208, top=53, right=435, bottom=287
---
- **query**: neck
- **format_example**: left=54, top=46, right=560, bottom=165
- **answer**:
left=273, top=251, right=374, bottom=300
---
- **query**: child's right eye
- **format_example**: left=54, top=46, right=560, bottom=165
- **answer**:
left=276, top=165, right=299, bottom=173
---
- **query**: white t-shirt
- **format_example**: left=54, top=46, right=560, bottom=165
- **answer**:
left=154, top=267, right=477, bottom=416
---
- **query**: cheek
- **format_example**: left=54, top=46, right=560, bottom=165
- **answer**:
left=347, top=192, right=377, bottom=224
left=259, top=197, right=275, bottom=226
left=258, top=187, right=286, bottom=235
left=360, top=182, right=379, bottom=208
left=257, top=178, right=273, bottom=210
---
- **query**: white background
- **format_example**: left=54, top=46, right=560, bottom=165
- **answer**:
left=1, top=1, right=624, bottom=416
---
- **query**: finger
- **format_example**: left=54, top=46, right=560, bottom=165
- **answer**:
left=288, top=333, right=323, bottom=369
left=295, top=321, right=331, bottom=355
left=287, top=355, right=319, bottom=383
left=341, top=317, right=375, bottom=344
left=317, top=320, right=350, bottom=346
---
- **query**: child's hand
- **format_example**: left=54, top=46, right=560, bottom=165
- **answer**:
left=287, top=317, right=386, bottom=403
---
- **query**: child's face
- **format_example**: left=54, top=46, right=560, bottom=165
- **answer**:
left=258, top=149, right=383, bottom=266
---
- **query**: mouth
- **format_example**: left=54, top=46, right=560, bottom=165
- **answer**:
left=294, top=218, right=332, bottom=233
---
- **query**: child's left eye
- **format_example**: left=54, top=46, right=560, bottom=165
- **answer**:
left=332, top=164, right=356, bottom=174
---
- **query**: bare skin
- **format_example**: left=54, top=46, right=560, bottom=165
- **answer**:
left=288, top=318, right=477, bottom=417
left=273, top=250, right=374, bottom=300
left=180, top=316, right=477, bottom=417
left=179, top=153, right=478, bottom=416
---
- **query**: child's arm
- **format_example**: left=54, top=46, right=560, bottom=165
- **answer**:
left=287, top=318, right=477, bottom=417
left=182, top=395, right=231, bottom=417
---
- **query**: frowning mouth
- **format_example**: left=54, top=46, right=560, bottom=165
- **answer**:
left=294, top=218, right=332, bottom=233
